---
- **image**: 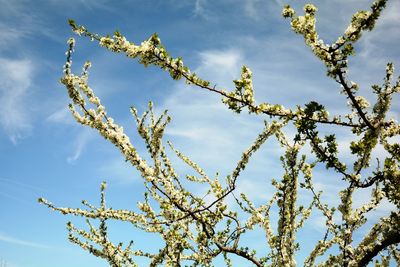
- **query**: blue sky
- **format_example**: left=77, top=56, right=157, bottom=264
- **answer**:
left=0, top=0, right=399, bottom=266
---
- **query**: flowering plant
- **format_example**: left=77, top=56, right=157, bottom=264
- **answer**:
left=40, top=1, right=399, bottom=266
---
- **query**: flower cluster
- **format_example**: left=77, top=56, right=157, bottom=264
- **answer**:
left=222, top=66, right=256, bottom=113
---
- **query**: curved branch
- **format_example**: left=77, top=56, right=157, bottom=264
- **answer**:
left=357, top=230, right=400, bottom=267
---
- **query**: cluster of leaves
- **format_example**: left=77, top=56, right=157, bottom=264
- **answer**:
left=40, top=0, right=399, bottom=266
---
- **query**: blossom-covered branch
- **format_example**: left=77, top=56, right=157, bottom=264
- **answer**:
left=41, top=1, right=399, bottom=266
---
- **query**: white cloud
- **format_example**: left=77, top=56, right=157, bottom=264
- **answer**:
left=243, top=0, right=260, bottom=19
left=97, top=157, right=139, bottom=185
left=0, top=1, right=37, bottom=45
left=272, top=0, right=284, bottom=7
left=0, top=24, right=27, bottom=50
left=67, top=129, right=94, bottom=164
left=352, top=1, right=400, bottom=73
left=0, top=191, right=34, bottom=207
left=380, top=0, right=400, bottom=24
left=0, top=177, right=44, bottom=192
left=0, top=232, right=49, bottom=249
left=193, top=0, right=211, bottom=20
left=0, top=178, right=45, bottom=207
left=162, top=93, right=263, bottom=173
left=242, top=0, right=280, bottom=20
left=0, top=58, right=33, bottom=144
left=196, top=49, right=242, bottom=81
left=47, top=0, right=115, bottom=11
left=76, top=0, right=112, bottom=9
left=46, top=107, right=74, bottom=124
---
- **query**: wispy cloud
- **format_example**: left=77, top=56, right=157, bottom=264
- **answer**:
left=243, top=0, right=262, bottom=20
left=192, top=0, right=281, bottom=22
left=0, top=232, right=49, bottom=249
left=0, top=1, right=38, bottom=47
left=193, top=0, right=211, bottom=20
left=46, top=107, right=74, bottom=124
left=97, top=157, right=139, bottom=185
left=0, top=0, right=43, bottom=144
left=67, top=129, right=94, bottom=164
left=358, top=0, right=400, bottom=69
left=272, top=0, right=284, bottom=8
left=0, top=177, right=45, bottom=206
left=0, top=24, right=27, bottom=50
left=0, top=178, right=44, bottom=192
left=0, top=191, right=34, bottom=206
left=48, top=0, right=115, bottom=10
left=196, top=49, right=243, bottom=81
left=0, top=58, right=33, bottom=144
left=242, top=0, right=281, bottom=20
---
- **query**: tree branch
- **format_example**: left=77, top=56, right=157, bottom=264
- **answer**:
left=357, top=230, right=400, bottom=267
